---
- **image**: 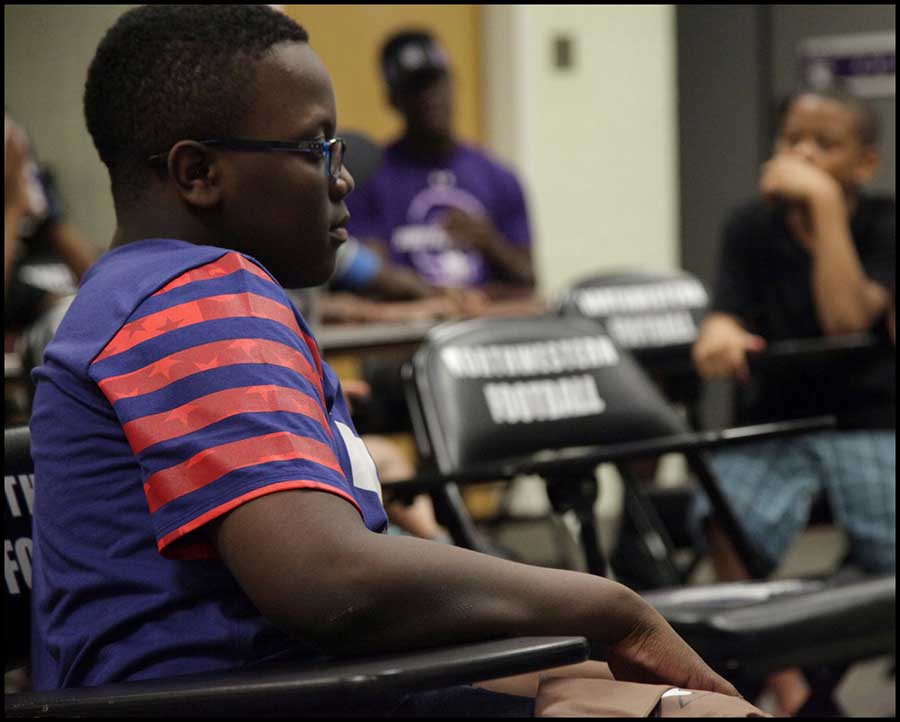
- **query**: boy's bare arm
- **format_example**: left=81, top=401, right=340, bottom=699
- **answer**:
left=208, top=489, right=738, bottom=697
left=801, top=190, right=889, bottom=334
left=760, top=155, right=889, bottom=335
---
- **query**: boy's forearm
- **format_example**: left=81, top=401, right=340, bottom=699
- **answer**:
left=215, top=489, right=650, bottom=664
left=312, top=532, right=643, bottom=656
left=807, top=194, right=888, bottom=334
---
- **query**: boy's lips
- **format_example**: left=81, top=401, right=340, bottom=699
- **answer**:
left=329, top=227, right=348, bottom=244
left=329, top=213, right=350, bottom=244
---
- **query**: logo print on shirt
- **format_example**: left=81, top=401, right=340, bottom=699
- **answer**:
left=335, top=422, right=383, bottom=501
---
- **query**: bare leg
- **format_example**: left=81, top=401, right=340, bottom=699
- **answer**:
left=707, top=518, right=809, bottom=716
left=364, top=434, right=449, bottom=541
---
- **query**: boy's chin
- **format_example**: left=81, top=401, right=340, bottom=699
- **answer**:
left=288, top=261, right=337, bottom=291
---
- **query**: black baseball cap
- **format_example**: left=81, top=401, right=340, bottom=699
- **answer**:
left=381, top=30, right=450, bottom=92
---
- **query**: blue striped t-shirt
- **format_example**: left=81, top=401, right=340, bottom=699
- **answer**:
left=29, top=239, right=387, bottom=690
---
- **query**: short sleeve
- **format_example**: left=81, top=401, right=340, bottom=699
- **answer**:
left=87, top=252, right=362, bottom=559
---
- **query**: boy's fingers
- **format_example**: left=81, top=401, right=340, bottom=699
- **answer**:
left=743, top=333, right=767, bottom=352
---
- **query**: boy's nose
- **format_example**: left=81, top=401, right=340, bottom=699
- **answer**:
left=331, top=167, right=355, bottom=200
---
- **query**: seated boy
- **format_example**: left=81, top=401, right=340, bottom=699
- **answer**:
left=30, top=5, right=751, bottom=715
left=691, top=86, right=895, bottom=714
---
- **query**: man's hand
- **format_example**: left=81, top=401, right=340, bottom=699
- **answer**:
left=439, top=208, right=535, bottom=287
left=692, top=313, right=766, bottom=384
left=440, top=208, right=498, bottom=252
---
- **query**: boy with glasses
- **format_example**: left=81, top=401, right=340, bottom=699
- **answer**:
left=29, top=5, right=758, bottom=715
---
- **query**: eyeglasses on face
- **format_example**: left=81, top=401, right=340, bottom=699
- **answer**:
left=147, top=137, right=347, bottom=181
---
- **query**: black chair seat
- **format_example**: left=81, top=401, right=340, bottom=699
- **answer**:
left=644, top=576, right=895, bottom=674
left=6, top=636, right=589, bottom=718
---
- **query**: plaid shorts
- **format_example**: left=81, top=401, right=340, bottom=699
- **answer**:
left=690, top=430, right=895, bottom=575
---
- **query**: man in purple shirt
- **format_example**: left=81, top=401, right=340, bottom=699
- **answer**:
left=347, top=30, right=535, bottom=298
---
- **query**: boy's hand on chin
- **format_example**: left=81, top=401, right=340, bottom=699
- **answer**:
left=759, top=154, right=841, bottom=207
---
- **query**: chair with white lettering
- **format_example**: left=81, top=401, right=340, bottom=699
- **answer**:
left=556, top=269, right=710, bottom=588
left=4, top=426, right=589, bottom=717
left=401, top=313, right=742, bottom=578
left=556, top=268, right=708, bottom=421
left=403, top=314, right=690, bottom=573
left=399, top=315, right=895, bottom=712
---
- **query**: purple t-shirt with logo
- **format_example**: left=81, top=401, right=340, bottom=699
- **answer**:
left=346, top=139, right=532, bottom=288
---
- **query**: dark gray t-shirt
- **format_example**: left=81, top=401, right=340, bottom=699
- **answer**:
left=712, top=194, right=895, bottom=429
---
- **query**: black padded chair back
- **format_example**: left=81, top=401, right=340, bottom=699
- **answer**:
left=556, top=268, right=709, bottom=353
left=5, top=426, right=34, bottom=672
left=407, top=316, right=686, bottom=474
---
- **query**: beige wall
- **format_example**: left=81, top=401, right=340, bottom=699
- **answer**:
left=5, top=4, right=136, bottom=250
left=484, top=5, right=680, bottom=298
left=287, top=4, right=483, bottom=145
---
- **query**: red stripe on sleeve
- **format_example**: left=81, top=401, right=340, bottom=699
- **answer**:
left=156, top=480, right=364, bottom=557
left=97, top=337, right=322, bottom=404
left=160, top=541, right=217, bottom=560
left=145, top=432, right=344, bottom=512
left=95, top=292, right=301, bottom=363
left=123, top=384, right=329, bottom=454
left=299, top=329, right=325, bottom=381
left=152, top=253, right=275, bottom=297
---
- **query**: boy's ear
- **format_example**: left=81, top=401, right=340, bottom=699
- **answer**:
left=168, top=141, right=223, bottom=209
left=854, top=145, right=880, bottom=186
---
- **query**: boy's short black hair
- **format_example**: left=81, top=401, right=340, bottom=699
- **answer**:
left=775, top=84, right=880, bottom=147
left=84, top=4, right=309, bottom=209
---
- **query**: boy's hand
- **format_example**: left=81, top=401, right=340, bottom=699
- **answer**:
left=692, top=313, right=767, bottom=384
left=605, top=601, right=741, bottom=697
left=759, top=153, right=841, bottom=207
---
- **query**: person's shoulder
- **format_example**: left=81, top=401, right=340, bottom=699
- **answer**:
left=50, top=240, right=259, bottom=368
left=82, top=239, right=245, bottom=297
left=857, top=192, right=895, bottom=219
left=456, top=142, right=524, bottom=185
left=379, top=137, right=412, bottom=166
left=726, top=196, right=771, bottom=221
left=723, top=197, right=781, bottom=233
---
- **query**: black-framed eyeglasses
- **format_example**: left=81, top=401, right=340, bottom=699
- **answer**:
left=147, top=137, right=347, bottom=182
